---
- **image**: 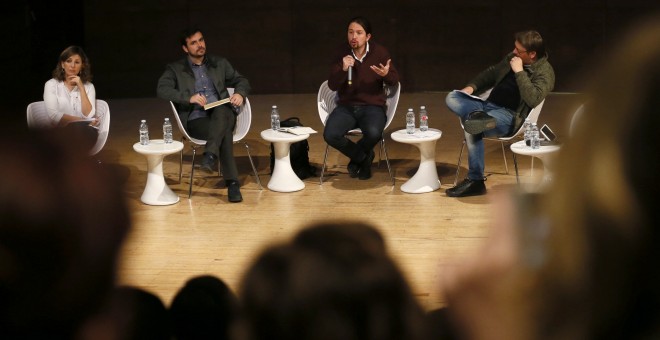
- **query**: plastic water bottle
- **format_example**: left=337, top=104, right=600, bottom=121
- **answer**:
left=406, top=108, right=415, bottom=134
left=139, top=120, right=149, bottom=145
left=523, top=118, right=532, bottom=145
left=271, top=105, right=280, bottom=130
left=419, top=106, right=428, bottom=132
left=531, top=123, right=540, bottom=149
left=163, top=118, right=173, bottom=143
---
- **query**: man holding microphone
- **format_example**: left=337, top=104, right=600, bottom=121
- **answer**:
left=324, top=16, right=399, bottom=180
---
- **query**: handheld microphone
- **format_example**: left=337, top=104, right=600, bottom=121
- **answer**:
left=348, top=66, right=353, bottom=86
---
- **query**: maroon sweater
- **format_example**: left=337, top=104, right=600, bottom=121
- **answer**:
left=327, top=41, right=399, bottom=107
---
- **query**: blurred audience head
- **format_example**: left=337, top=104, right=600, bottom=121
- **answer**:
left=0, top=128, right=131, bottom=338
left=536, top=14, right=660, bottom=339
left=78, top=286, right=170, bottom=340
left=169, top=275, right=239, bottom=340
left=238, top=221, right=429, bottom=340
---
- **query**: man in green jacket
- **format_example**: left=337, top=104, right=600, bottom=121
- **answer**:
left=445, top=30, right=555, bottom=197
left=157, top=28, right=251, bottom=203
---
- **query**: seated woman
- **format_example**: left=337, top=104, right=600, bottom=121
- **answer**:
left=43, top=45, right=99, bottom=148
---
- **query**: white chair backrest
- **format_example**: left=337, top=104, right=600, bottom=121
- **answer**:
left=169, top=101, right=206, bottom=145
left=26, top=101, right=53, bottom=129
left=383, top=82, right=401, bottom=130
left=27, top=100, right=110, bottom=155
left=228, top=88, right=251, bottom=143
left=89, top=99, right=110, bottom=155
left=317, top=80, right=337, bottom=126
left=498, top=98, right=545, bottom=141
left=169, top=87, right=250, bottom=145
left=317, top=80, right=401, bottom=128
left=569, top=104, right=585, bottom=136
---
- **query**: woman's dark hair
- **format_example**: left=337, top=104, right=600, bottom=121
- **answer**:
left=51, top=45, right=92, bottom=82
left=348, top=16, right=372, bottom=35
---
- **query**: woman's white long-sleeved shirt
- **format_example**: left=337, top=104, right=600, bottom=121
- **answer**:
left=43, top=78, right=96, bottom=126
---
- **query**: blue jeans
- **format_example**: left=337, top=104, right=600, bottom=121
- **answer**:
left=445, top=90, right=514, bottom=180
left=323, top=105, right=386, bottom=162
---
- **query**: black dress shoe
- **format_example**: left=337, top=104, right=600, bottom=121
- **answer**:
left=347, top=160, right=360, bottom=178
left=227, top=180, right=243, bottom=203
left=200, top=152, right=217, bottom=174
left=446, top=178, right=487, bottom=197
left=358, top=150, right=375, bottom=180
left=463, top=110, right=496, bottom=135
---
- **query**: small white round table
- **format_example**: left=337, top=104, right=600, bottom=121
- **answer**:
left=260, top=129, right=310, bottom=192
left=510, top=140, right=561, bottom=187
left=133, top=139, right=184, bottom=205
left=390, top=128, right=443, bottom=193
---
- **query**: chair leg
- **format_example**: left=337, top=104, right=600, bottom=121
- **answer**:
left=381, top=139, right=394, bottom=186
left=178, top=137, right=184, bottom=182
left=453, top=140, right=466, bottom=186
left=188, top=147, right=197, bottom=198
left=500, top=141, right=509, bottom=174
left=243, top=142, right=263, bottom=190
left=513, top=153, right=520, bottom=185
left=377, top=136, right=384, bottom=168
left=319, top=144, right=330, bottom=185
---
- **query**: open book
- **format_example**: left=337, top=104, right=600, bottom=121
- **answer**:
left=277, top=126, right=317, bottom=135
left=203, top=98, right=231, bottom=110
left=452, top=89, right=487, bottom=101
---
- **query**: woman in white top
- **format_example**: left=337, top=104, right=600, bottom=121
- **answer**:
left=43, top=45, right=99, bottom=127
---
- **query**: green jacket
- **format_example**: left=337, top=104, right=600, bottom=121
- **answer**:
left=157, top=55, right=251, bottom=125
left=467, top=52, right=555, bottom=133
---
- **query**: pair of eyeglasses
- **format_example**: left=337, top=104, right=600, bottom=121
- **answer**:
left=515, top=46, right=528, bottom=54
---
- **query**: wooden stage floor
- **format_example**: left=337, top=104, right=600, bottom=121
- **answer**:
left=104, top=92, right=581, bottom=310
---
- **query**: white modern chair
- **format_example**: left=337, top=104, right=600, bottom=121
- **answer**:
left=26, top=99, right=110, bottom=156
left=453, top=98, right=546, bottom=185
left=317, top=80, right=400, bottom=185
left=170, top=89, right=262, bottom=198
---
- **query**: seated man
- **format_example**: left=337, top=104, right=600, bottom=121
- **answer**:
left=157, top=27, right=250, bottom=203
left=445, top=30, right=555, bottom=197
left=323, top=16, right=399, bottom=180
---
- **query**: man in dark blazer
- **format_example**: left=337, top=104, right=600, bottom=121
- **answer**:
left=157, top=27, right=250, bottom=203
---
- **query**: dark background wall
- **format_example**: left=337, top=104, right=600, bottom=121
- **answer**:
left=5, top=0, right=659, bottom=123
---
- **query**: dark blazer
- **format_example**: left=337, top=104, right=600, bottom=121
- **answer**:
left=157, top=55, right=251, bottom=125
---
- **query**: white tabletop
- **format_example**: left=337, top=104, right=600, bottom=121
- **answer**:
left=510, top=140, right=560, bottom=156
left=390, top=128, right=443, bottom=194
left=260, top=129, right=310, bottom=143
left=133, top=139, right=184, bottom=155
left=391, top=128, right=442, bottom=143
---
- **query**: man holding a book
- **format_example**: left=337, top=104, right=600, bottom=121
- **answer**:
left=157, top=27, right=251, bottom=203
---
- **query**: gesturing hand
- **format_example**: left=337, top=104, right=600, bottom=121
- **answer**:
left=370, top=59, right=391, bottom=77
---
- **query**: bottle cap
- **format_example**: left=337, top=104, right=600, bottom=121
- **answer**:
left=165, top=118, right=169, bottom=121
left=141, top=119, right=146, bottom=122
left=272, top=105, right=277, bottom=108
left=420, top=106, right=426, bottom=109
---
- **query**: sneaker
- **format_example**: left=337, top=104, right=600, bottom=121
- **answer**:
left=463, top=111, right=496, bottom=135
left=347, top=160, right=360, bottom=178
left=200, top=152, right=217, bottom=174
left=227, top=180, right=243, bottom=203
left=358, top=150, right=375, bottom=180
left=446, top=178, right=487, bottom=197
